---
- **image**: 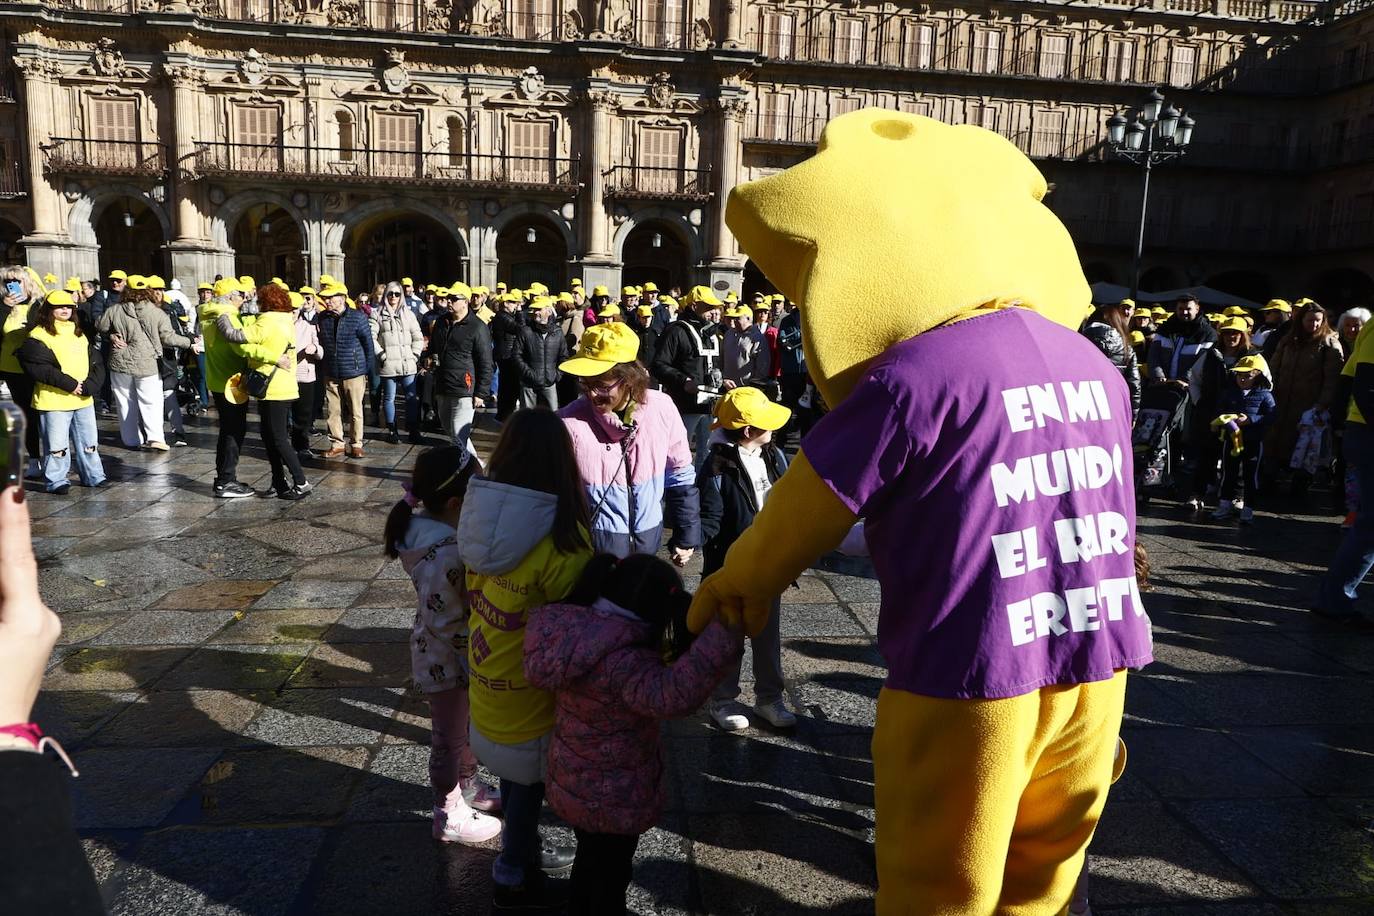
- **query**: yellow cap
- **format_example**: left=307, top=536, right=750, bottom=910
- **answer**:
left=724, top=305, right=750, bottom=319
left=44, top=290, right=76, bottom=307
left=224, top=372, right=251, bottom=405
left=529, top=295, right=556, bottom=312
left=1206, top=313, right=1224, bottom=324
left=473, top=285, right=490, bottom=295
left=432, top=287, right=450, bottom=298
left=107, top=269, right=128, bottom=280
left=570, top=278, right=583, bottom=287
left=318, top=274, right=336, bottom=286
left=558, top=291, right=574, bottom=304
left=621, top=286, right=639, bottom=297
left=288, top=291, right=304, bottom=309
left=64, top=277, right=81, bottom=293
left=1217, top=317, right=1248, bottom=334
left=527, top=281, right=549, bottom=296
left=449, top=282, right=472, bottom=299
left=212, top=278, right=238, bottom=297
left=592, top=285, right=609, bottom=297
left=238, top=275, right=255, bottom=289
left=496, top=281, right=508, bottom=290
left=1151, top=307, right=1168, bottom=318
left=598, top=303, right=623, bottom=318
left=272, top=278, right=289, bottom=290
left=641, top=281, right=658, bottom=293
left=713, top=386, right=792, bottom=431
left=320, top=282, right=349, bottom=297
left=1119, top=297, right=1136, bottom=308
left=126, top=275, right=150, bottom=290
left=197, top=282, right=213, bottom=291
left=659, top=295, right=678, bottom=309
left=402, top=277, right=414, bottom=286
left=1128, top=330, right=1145, bottom=346
left=684, top=285, right=724, bottom=308
left=1264, top=298, right=1292, bottom=312
left=560, top=323, right=641, bottom=376
left=1294, top=297, right=1318, bottom=309
left=636, top=304, right=655, bottom=317
left=299, top=285, right=316, bottom=296
left=1223, top=305, right=1248, bottom=317
left=1231, top=354, right=1269, bottom=375
left=725, top=291, right=740, bottom=303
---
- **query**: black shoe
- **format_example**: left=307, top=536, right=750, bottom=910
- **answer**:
left=278, top=483, right=311, bottom=501
left=213, top=481, right=255, bottom=499
left=296, top=448, right=317, bottom=461
left=387, top=423, right=400, bottom=444
left=408, top=430, right=424, bottom=445
left=538, top=844, right=575, bottom=875
left=51, top=484, right=71, bottom=496
left=258, top=485, right=287, bottom=498
left=89, top=479, right=113, bottom=489
left=492, top=873, right=568, bottom=912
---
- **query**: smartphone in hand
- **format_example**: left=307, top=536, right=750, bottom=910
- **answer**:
left=0, top=401, right=24, bottom=488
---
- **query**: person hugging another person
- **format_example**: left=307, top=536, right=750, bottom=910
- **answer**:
left=523, top=553, right=743, bottom=915
left=698, top=386, right=798, bottom=731
left=458, top=408, right=594, bottom=911
left=1211, top=354, right=1276, bottom=525
left=384, top=445, right=502, bottom=846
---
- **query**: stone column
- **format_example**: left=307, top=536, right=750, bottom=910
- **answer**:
left=583, top=89, right=617, bottom=259
left=711, top=96, right=748, bottom=273
left=14, top=56, right=61, bottom=237
left=165, top=65, right=206, bottom=245
left=723, top=0, right=745, bottom=49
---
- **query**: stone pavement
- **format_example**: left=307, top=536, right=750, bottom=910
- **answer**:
left=24, top=411, right=1374, bottom=914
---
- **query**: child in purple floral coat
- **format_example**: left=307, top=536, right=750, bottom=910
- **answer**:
left=524, top=553, right=741, bottom=916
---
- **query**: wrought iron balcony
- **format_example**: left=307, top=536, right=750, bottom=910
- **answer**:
left=633, top=17, right=691, bottom=50
left=0, top=161, right=26, bottom=199
left=44, top=138, right=167, bottom=177
left=192, top=142, right=579, bottom=192
left=61, top=0, right=136, bottom=11
left=603, top=165, right=711, bottom=202
left=744, top=114, right=828, bottom=146
left=507, top=11, right=559, bottom=41
left=197, top=0, right=434, bottom=30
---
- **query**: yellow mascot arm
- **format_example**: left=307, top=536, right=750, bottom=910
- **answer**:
left=688, top=450, right=858, bottom=637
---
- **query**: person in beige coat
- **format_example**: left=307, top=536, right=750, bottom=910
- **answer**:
left=96, top=278, right=192, bottom=450
left=371, top=280, right=425, bottom=444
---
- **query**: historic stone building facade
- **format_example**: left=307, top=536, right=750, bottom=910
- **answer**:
left=1, top=0, right=1373, bottom=302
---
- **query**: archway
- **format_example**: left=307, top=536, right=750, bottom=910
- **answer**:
left=1204, top=270, right=1271, bottom=305
left=623, top=220, right=690, bottom=295
left=1138, top=265, right=1180, bottom=295
left=344, top=212, right=464, bottom=291
left=1311, top=268, right=1374, bottom=311
left=94, top=195, right=168, bottom=278
left=232, top=204, right=306, bottom=287
left=496, top=217, right=567, bottom=291
left=0, top=218, right=24, bottom=264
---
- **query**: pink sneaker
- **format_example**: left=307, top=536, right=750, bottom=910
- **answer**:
left=432, top=800, right=502, bottom=845
left=462, top=778, right=502, bottom=814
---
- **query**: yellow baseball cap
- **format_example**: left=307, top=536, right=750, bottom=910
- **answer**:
left=527, top=281, right=549, bottom=296
left=1295, top=297, right=1318, bottom=309
left=1217, top=318, right=1248, bottom=334
left=107, top=269, right=128, bottom=280
left=402, top=277, right=414, bottom=286
left=318, top=274, right=336, bottom=286
left=449, top=282, right=472, bottom=299
left=725, top=291, right=740, bottom=303
left=1263, top=299, right=1292, bottom=312
left=64, top=277, right=81, bottom=293
left=238, top=275, right=255, bottom=289
left=433, top=287, right=450, bottom=298
left=713, top=386, right=792, bottom=431
left=320, top=282, right=349, bottom=297
left=224, top=373, right=250, bottom=405
left=44, top=290, right=76, bottom=307
left=558, top=291, right=574, bottom=304
left=644, top=282, right=660, bottom=293
left=1206, top=313, right=1224, bottom=324
left=198, top=282, right=214, bottom=292
left=636, top=304, right=655, bottom=317
left=473, top=285, right=490, bottom=295
left=592, top=285, right=609, bottom=297
left=288, top=291, right=304, bottom=309
left=570, top=278, right=583, bottom=287
left=1128, top=330, right=1145, bottom=346
left=560, top=323, right=641, bottom=376
left=1223, top=305, right=1248, bottom=317
left=212, top=278, right=239, bottom=297
left=1119, top=297, right=1136, bottom=308
left=684, top=285, right=723, bottom=308
left=621, top=286, right=639, bottom=297
left=1151, top=307, right=1168, bottom=319
left=126, top=275, right=150, bottom=290
left=298, top=285, right=316, bottom=296
left=528, top=295, right=556, bottom=312
left=598, top=303, right=623, bottom=318
left=724, top=305, right=750, bottom=319
left=659, top=295, right=678, bottom=309
left=1231, top=354, right=1269, bottom=375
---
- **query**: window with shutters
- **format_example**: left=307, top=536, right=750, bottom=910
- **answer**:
left=227, top=0, right=272, bottom=20
left=88, top=97, right=138, bottom=169
left=365, top=0, right=420, bottom=30
left=234, top=104, right=281, bottom=171
left=446, top=117, right=467, bottom=170
left=1168, top=45, right=1197, bottom=88
left=510, top=118, right=554, bottom=184
left=1040, top=35, right=1068, bottom=79
left=1032, top=110, right=1066, bottom=158
left=758, top=91, right=790, bottom=141
left=835, top=17, right=864, bottom=65
left=831, top=96, right=862, bottom=119
left=509, top=0, right=556, bottom=40
left=336, top=112, right=356, bottom=164
left=905, top=23, right=935, bottom=69
left=973, top=29, right=1001, bottom=74
left=640, top=0, right=685, bottom=48
left=639, top=126, right=682, bottom=193
left=1107, top=39, right=1135, bottom=82
left=968, top=102, right=997, bottom=132
left=761, top=12, right=795, bottom=60
left=374, top=112, right=419, bottom=178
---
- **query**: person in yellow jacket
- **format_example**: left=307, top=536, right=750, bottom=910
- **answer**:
left=14, top=291, right=107, bottom=493
left=217, top=284, right=310, bottom=500
left=0, top=265, right=46, bottom=476
left=456, top=409, right=592, bottom=910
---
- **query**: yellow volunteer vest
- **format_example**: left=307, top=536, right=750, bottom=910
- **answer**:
left=0, top=301, right=32, bottom=374
left=28, top=323, right=93, bottom=412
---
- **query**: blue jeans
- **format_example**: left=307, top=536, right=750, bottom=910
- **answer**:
left=381, top=374, right=419, bottom=427
left=493, top=779, right=546, bottom=887
left=683, top=411, right=711, bottom=470
left=41, top=406, right=105, bottom=490
left=194, top=351, right=210, bottom=406
left=1319, top=422, right=1374, bottom=617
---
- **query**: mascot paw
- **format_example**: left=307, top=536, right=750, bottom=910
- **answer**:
left=689, top=573, right=773, bottom=637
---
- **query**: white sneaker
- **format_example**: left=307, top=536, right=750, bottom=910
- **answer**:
left=709, top=700, right=749, bottom=732
left=1211, top=500, right=1234, bottom=520
left=461, top=778, right=502, bottom=814
left=432, top=802, right=501, bottom=845
left=1239, top=507, right=1254, bottom=525
left=752, top=699, right=797, bottom=729
left=1186, top=498, right=1204, bottom=512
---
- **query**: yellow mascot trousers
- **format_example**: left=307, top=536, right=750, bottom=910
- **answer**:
left=872, top=671, right=1127, bottom=916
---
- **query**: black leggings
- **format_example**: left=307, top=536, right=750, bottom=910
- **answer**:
left=568, top=829, right=639, bottom=916
left=259, top=399, right=305, bottom=491
left=290, top=380, right=314, bottom=452
left=1, top=371, right=40, bottom=460
left=212, top=392, right=248, bottom=488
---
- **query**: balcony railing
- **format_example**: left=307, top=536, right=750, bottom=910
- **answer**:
left=197, top=0, right=435, bottom=30
left=0, top=161, right=26, bottom=199
left=603, top=165, right=711, bottom=202
left=744, top=114, right=829, bottom=146
left=507, top=11, right=559, bottom=41
left=62, top=0, right=136, bottom=11
left=633, top=17, right=690, bottom=50
left=44, top=138, right=167, bottom=177
left=192, top=142, right=579, bottom=191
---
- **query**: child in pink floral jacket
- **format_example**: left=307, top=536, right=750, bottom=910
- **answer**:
left=524, top=553, right=741, bottom=916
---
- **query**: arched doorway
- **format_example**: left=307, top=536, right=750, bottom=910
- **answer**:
left=95, top=196, right=168, bottom=278
left=1311, top=268, right=1374, bottom=311
left=623, top=221, right=690, bottom=295
left=0, top=218, right=24, bottom=265
left=496, top=218, right=566, bottom=291
left=344, top=212, right=464, bottom=291
left=232, top=204, right=305, bottom=287
left=1204, top=270, right=1270, bottom=305
left=743, top=259, right=778, bottom=300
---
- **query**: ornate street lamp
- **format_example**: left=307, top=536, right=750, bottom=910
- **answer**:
left=1104, top=89, right=1196, bottom=300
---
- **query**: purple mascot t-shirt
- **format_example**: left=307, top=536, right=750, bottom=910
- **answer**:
left=805, top=308, right=1153, bottom=700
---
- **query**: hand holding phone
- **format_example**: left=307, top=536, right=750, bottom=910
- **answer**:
left=0, top=484, right=61, bottom=731
left=3, top=279, right=22, bottom=298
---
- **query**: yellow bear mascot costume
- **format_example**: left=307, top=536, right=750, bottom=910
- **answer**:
left=689, top=109, right=1153, bottom=914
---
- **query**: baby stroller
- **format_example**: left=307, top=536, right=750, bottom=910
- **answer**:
left=1132, top=384, right=1190, bottom=501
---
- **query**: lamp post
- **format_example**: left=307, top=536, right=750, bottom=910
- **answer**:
left=1104, top=89, right=1195, bottom=300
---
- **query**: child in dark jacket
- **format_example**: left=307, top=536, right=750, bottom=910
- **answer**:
left=1212, top=354, right=1276, bottom=524
left=697, top=386, right=797, bottom=732
left=524, top=553, right=740, bottom=916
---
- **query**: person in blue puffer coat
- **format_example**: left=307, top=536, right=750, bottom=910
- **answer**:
left=316, top=283, right=375, bottom=459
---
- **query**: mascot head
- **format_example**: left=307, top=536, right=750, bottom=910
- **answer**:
left=726, top=108, right=1091, bottom=407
